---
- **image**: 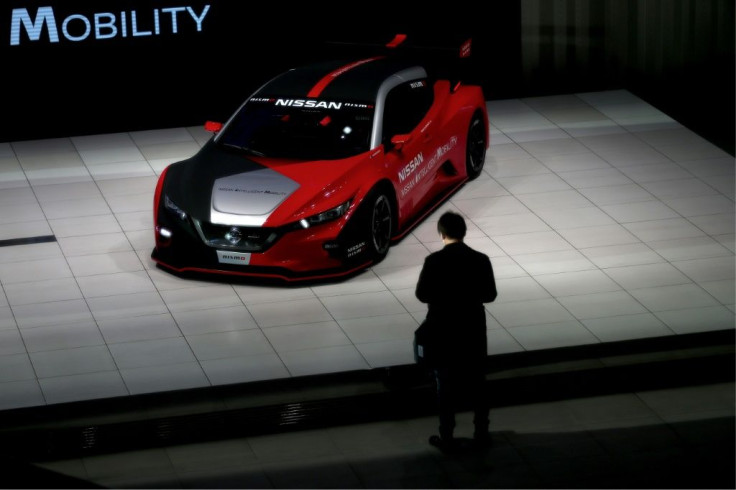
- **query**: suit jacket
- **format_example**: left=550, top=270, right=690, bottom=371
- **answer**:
left=415, top=241, right=497, bottom=366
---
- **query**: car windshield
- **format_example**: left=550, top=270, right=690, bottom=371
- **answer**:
left=217, top=96, right=375, bottom=160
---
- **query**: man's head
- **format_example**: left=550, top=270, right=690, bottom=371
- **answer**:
left=437, top=211, right=467, bottom=241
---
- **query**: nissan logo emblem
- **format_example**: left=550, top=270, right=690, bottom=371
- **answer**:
left=225, top=227, right=242, bottom=245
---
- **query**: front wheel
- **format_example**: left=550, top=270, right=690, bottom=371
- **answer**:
left=466, top=114, right=487, bottom=180
left=367, top=191, right=392, bottom=261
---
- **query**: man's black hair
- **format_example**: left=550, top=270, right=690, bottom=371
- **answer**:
left=437, top=211, right=467, bottom=240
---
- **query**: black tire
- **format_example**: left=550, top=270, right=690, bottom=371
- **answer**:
left=466, top=114, right=487, bottom=180
left=367, top=190, right=393, bottom=261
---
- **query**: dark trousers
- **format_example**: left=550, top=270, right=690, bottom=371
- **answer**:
left=433, top=365, right=489, bottom=440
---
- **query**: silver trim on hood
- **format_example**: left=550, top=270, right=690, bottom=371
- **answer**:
left=211, top=168, right=300, bottom=226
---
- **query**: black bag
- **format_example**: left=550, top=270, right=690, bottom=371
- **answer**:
left=413, top=318, right=438, bottom=366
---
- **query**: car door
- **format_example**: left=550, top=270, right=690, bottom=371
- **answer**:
left=381, top=78, right=435, bottom=214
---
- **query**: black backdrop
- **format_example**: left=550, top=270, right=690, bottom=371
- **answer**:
left=1, top=1, right=521, bottom=143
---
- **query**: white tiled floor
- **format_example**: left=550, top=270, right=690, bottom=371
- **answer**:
left=0, top=90, right=733, bottom=410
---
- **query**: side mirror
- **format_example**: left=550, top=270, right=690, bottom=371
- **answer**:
left=204, top=121, right=223, bottom=133
left=390, top=133, right=412, bottom=151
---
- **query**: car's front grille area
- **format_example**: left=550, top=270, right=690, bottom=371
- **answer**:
left=193, top=220, right=281, bottom=252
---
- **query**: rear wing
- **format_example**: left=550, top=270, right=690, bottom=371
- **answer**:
left=318, top=32, right=478, bottom=85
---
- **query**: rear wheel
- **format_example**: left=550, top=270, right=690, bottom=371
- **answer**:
left=466, top=114, right=487, bottom=180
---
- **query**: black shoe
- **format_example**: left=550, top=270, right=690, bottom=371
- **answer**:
left=429, top=435, right=459, bottom=453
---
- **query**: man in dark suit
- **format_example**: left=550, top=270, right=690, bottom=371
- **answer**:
left=415, top=211, right=497, bottom=452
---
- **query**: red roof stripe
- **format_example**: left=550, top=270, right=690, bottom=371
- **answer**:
left=306, top=57, right=383, bottom=98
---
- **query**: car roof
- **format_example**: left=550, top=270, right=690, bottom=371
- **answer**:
left=254, top=57, right=427, bottom=102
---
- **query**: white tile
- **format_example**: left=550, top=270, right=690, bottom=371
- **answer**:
left=558, top=225, right=641, bottom=249
left=320, top=291, right=407, bottom=321
left=77, top=271, right=156, bottom=298
left=656, top=141, right=732, bottom=162
left=40, top=197, right=112, bottom=220
left=663, top=195, right=734, bottom=218
left=119, top=362, right=210, bottom=395
left=105, top=192, right=153, bottom=214
left=535, top=269, right=622, bottom=297
left=538, top=152, right=612, bottom=172
left=4, top=277, right=83, bottom=305
left=160, top=285, right=243, bottom=313
left=654, top=306, right=735, bottom=334
left=67, top=251, right=145, bottom=276
left=494, top=230, right=574, bottom=255
left=558, top=291, right=648, bottom=320
left=459, top=173, right=510, bottom=198
left=0, top=201, right=45, bottom=225
left=579, top=243, right=665, bottom=269
left=21, top=321, right=105, bottom=352
left=261, top=321, right=351, bottom=354
left=372, top=242, right=428, bottom=270
left=490, top=298, right=576, bottom=328
left=98, top=314, right=181, bottom=344
left=86, top=292, right=168, bottom=320
left=648, top=236, right=733, bottom=261
left=30, top=345, right=117, bottom=377
left=187, top=329, right=277, bottom=360
left=518, top=137, right=588, bottom=157
left=97, top=175, right=159, bottom=196
left=687, top=213, right=735, bottom=236
left=0, top=306, right=15, bottom=330
left=600, top=201, right=681, bottom=223
left=311, top=269, right=388, bottom=297
left=0, top=241, right=63, bottom=264
left=58, top=232, right=132, bottom=256
left=337, top=313, right=417, bottom=344
left=354, top=339, right=414, bottom=368
left=699, top=279, right=735, bottom=306
left=32, top=181, right=101, bottom=202
left=0, top=353, right=35, bottom=382
left=579, top=183, right=657, bottom=206
left=495, top=173, right=572, bottom=194
left=487, top=157, right=550, bottom=178
left=603, top=263, right=693, bottom=289
left=88, top=161, right=155, bottom=180
left=0, top=186, right=35, bottom=205
left=516, top=189, right=594, bottom=212
left=129, top=128, right=197, bottom=146
left=172, top=305, right=258, bottom=335
left=618, top=163, right=694, bottom=184
left=513, top=250, right=596, bottom=275
left=672, top=256, right=735, bottom=283
left=0, top=220, right=53, bottom=240
left=557, top=168, right=633, bottom=189
left=39, top=371, right=128, bottom=405
left=108, top=337, right=196, bottom=369
left=623, top=218, right=707, bottom=243
left=200, top=354, right=290, bottom=386
left=453, top=195, right=529, bottom=218
left=138, top=142, right=200, bottom=161
left=535, top=207, right=617, bottom=230
left=582, top=313, right=673, bottom=342
left=233, top=284, right=316, bottom=305
left=78, top=145, right=145, bottom=167
left=371, top=265, right=422, bottom=290
left=0, top=257, right=72, bottom=284
left=493, top=276, right=551, bottom=303
left=49, top=214, right=123, bottom=237
left=640, top=178, right=721, bottom=200
left=0, top=380, right=45, bottom=410
left=279, top=345, right=369, bottom=377
left=0, top=329, right=25, bottom=355
left=12, top=299, right=94, bottom=329
left=116, top=210, right=152, bottom=232
left=629, top=284, right=721, bottom=312
left=247, top=298, right=334, bottom=328
left=508, top=321, right=600, bottom=350
left=486, top=328, right=525, bottom=355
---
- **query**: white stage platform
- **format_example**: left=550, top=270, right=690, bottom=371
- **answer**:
left=0, top=90, right=733, bottom=410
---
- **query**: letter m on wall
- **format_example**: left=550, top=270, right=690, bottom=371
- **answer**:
left=10, top=7, right=59, bottom=46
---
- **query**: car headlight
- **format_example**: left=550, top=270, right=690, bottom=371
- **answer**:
left=165, top=195, right=188, bottom=220
left=300, top=199, right=352, bottom=228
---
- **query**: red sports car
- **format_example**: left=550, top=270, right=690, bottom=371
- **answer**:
left=152, top=41, right=489, bottom=282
